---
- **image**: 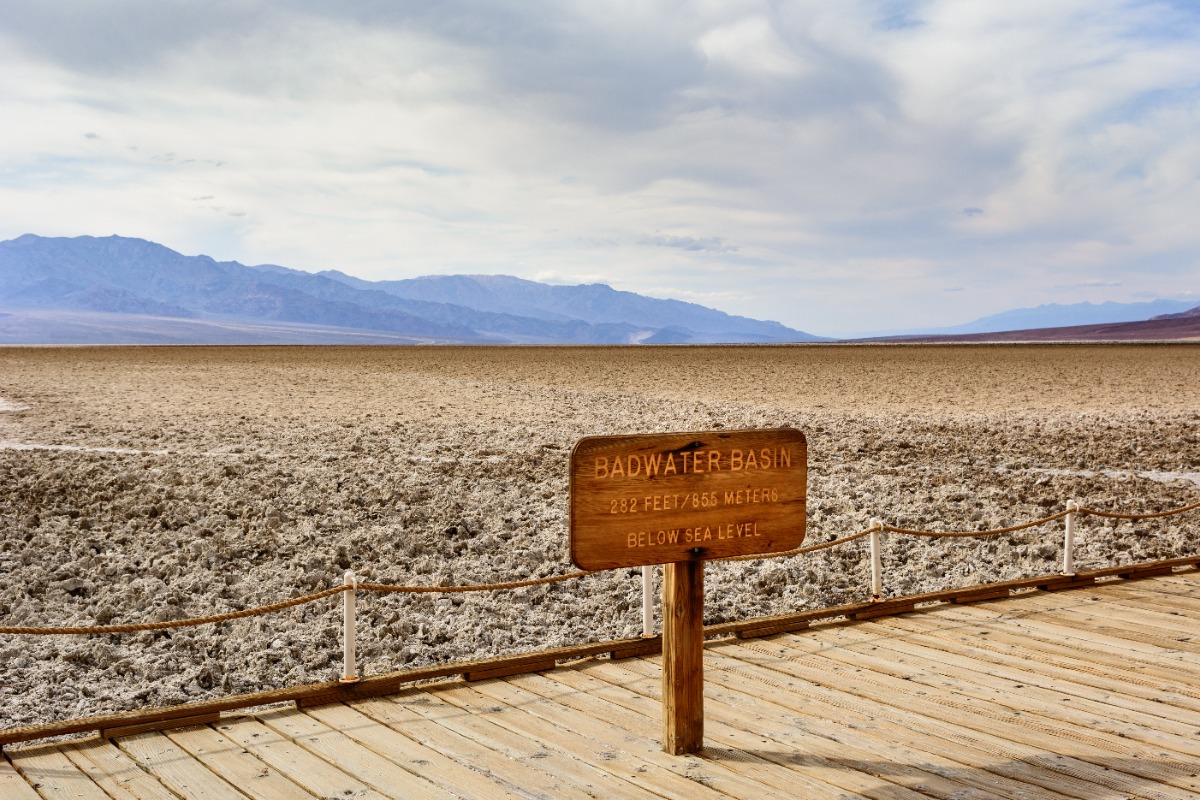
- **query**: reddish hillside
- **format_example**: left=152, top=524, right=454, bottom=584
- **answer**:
left=875, top=309, right=1200, bottom=342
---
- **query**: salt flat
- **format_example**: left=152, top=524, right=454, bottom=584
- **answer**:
left=1, top=344, right=1198, bottom=730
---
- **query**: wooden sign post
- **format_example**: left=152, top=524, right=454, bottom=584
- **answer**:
left=569, top=428, right=807, bottom=754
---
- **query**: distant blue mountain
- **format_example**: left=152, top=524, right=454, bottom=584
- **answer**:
left=0, top=234, right=824, bottom=345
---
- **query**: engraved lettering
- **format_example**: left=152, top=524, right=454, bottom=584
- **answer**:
left=708, top=451, right=721, bottom=471
left=644, top=453, right=662, bottom=476
left=664, top=454, right=677, bottom=475
left=760, top=448, right=772, bottom=468
left=744, top=449, right=758, bottom=469
left=596, top=457, right=609, bottom=479
left=778, top=447, right=791, bottom=468
left=730, top=449, right=743, bottom=470
left=611, top=456, right=625, bottom=478
left=628, top=456, right=641, bottom=477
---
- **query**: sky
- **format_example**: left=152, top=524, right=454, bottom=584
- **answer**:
left=2, top=1, right=1199, bottom=337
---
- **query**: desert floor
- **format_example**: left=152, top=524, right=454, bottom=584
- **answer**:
left=2, top=344, right=1198, bottom=731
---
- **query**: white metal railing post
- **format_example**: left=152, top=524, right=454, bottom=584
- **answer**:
left=1063, top=501, right=1078, bottom=576
left=341, top=570, right=359, bottom=683
left=642, top=564, right=655, bottom=637
left=869, top=518, right=884, bottom=600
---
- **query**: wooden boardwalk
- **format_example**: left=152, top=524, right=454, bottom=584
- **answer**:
left=5, top=570, right=1200, bottom=799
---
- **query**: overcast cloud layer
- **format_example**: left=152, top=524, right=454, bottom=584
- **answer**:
left=2, top=1, right=1198, bottom=336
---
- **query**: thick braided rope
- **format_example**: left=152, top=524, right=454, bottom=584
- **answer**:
left=1079, top=498, right=1200, bottom=521
left=0, top=573, right=592, bottom=635
left=720, top=526, right=877, bottom=562
left=0, top=586, right=346, bottom=635
left=359, top=571, right=588, bottom=594
left=881, top=510, right=1072, bottom=538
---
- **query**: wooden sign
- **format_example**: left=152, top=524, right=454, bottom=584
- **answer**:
left=569, top=428, right=806, bottom=571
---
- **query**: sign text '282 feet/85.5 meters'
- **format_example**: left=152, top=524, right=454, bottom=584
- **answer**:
left=569, top=428, right=806, bottom=571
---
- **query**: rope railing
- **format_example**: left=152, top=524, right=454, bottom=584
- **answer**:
left=1, top=496, right=1197, bottom=685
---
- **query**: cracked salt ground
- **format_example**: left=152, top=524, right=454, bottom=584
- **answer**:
left=1, top=344, right=1198, bottom=733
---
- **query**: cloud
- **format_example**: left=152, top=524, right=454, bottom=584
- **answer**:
left=639, top=233, right=739, bottom=253
left=2, top=1, right=1199, bottom=336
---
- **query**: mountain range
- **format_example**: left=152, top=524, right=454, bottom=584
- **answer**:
left=1, top=234, right=1196, bottom=344
left=0, top=235, right=823, bottom=345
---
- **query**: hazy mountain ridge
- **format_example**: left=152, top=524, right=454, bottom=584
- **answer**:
left=926, top=299, right=1199, bottom=335
left=0, top=234, right=822, bottom=345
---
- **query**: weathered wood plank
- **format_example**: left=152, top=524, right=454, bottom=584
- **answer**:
left=467, top=677, right=771, bottom=800
left=502, top=670, right=807, bottom=800
left=717, top=635, right=1199, bottom=800
left=735, top=632, right=1200, bottom=797
left=812, top=621, right=1200, bottom=759
left=382, top=684, right=667, bottom=800
left=349, top=693, right=604, bottom=800
left=117, top=731, right=250, bottom=800
left=1, top=750, right=58, bottom=800
left=427, top=682, right=673, bottom=800
left=215, top=717, right=391, bottom=800
left=537, top=662, right=873, bottom=799
left=699, top=645, right=1088, bottom=800
left=165, top=724, right=317, bottom=800
left=5, top=743, right=112, bottom=800
left=255, top=707, right=457, bottom=800
left=103, top=713, right=221, bottom=741
left=303, top=702, right=527, bottom=800
left=874, top=615, right=1200, bottom=718
left=60, top=738, right=178, bottom=800
left=614, top=653, right=1028, bottom=800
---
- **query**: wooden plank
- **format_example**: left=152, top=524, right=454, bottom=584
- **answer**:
left=1098, top=582, right=1200, bottom=612
left=698, top=645, right=1089, bottom=800
left=350, top=693, right=609, bottom=800
left=940, top=595, right=1198, bottom=665
left=6, top=741, right=121, bottom=800
left=918, top=602, right=1200, bottom=696
left=608, top=636, right=662, bottom=659
left=215, top=717, right=391, bottom=800
left=60, top=738, right=178, bottom=800
left=543, top=659, right=884, bottom=799
left=500, top=671, right=807, bottom=800
left=464, top=658, right=557, bottom=681
left=614, top=653, right=1027, bottom=800
left=165, top=724, right=317, bottom=800
left=424, top=683, right=670, bottom=800
left=732, top=617, right=809, bottom=638
left=661, top=559, right=704, bottom=754
left=104, top=713, right=220, bottom=740
left=876, top=613, right=1200, bottom=716
left=735, top=633, right=1200, bottom=797
left=117, top=731, right=250, bottom=800
left=383, top=684, right=671, bottom=800
left=456, top=678, right=758, bottom=800
left=598, top=656, right=1002, bottom=800
left=718, top=634, right=1199, bottom=800
left=303, top=702, right=526, bottom=800
left=815, top=619, right=1200, bottom=759
left=1, top=752, right=52, bottom=800
left=950, top=588, right=1010, bottom=604
left=1000, top=594, right=1200, bottom=654
left=255, top=707, right=457, bottom=800
left=852, top=601, right=915, bottom=619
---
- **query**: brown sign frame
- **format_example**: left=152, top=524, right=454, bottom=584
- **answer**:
left=569, top=428, right=806, bottom=571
